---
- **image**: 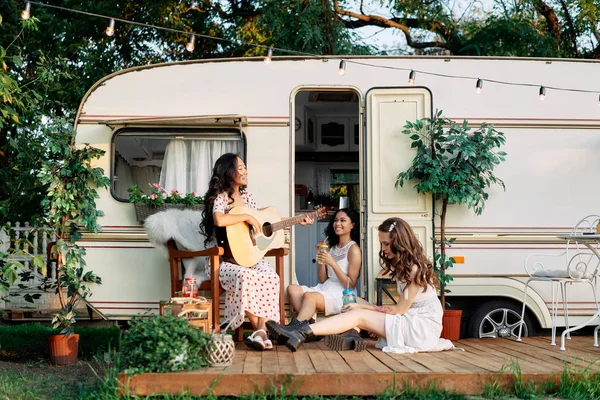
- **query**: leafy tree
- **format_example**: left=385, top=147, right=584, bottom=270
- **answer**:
left=332, top=0, right=600, bottom=58
left=396, top=110, right=507, bottom=307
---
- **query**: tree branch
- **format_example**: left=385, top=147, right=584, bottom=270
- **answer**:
left=332, top=0, right=449, bottom=49
left=531, top=0, right=561, bottom=39
left=558, top=0, right=578, bottom=56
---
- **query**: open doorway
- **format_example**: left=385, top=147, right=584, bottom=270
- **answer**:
left=292, top=89, right=361, bottom=290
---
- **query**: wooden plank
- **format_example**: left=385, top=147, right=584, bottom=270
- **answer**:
left=276, top=347, right=298, bottom=374
left=364, top=346, right=413, bottom=373
left=225, top=346, right=246, bottom=374
left=304, top=342, right=334, bottom=373
left=425, top=350, right=488, bottom=373
left=260, top=348, right=280, bottom=374
left=400, top=353, right=453, bottom=373
left=386, top=352, right=432, bottom=373
left=459, top=339, right=548, bottom=373
left=338, top=348, right=373, bottom=372
left=293, top=348, right=316, bottom=373
left=316, top=341, right=352, bottom=373
left=242, top=348, right=262, bottom=374
left=357, top=346, right=393, bottom=373
left=515, top=337, right=600, bottom=371
left=444, top=345, right=507, bottom=372
left=117, top=372, right=562, bottom=397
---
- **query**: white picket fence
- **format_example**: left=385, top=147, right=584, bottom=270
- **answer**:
left=0, top=222, right=58, bottom=308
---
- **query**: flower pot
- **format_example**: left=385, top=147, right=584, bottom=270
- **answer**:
left=47, top=334, right=79, bottom=365
left=441, top=309, right=462, bottom=341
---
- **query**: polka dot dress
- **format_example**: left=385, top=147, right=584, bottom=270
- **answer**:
left=213, top=189, right=280, bottom=329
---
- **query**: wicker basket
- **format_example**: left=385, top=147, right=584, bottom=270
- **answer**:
left=134, top=203, right=204, bottom=223
left=208, top=332, right=235, bottom=367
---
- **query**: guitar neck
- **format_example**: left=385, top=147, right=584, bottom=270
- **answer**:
left=271, top=210, right=323, bottom=232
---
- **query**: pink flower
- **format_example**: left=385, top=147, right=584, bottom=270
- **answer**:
left=149, top=194, right=157, bottom=200
left=191, top=191, right=196, bottom=196
left=171, top=189, right=179, bottom=195
left=152, top=183, right=161, bottom=189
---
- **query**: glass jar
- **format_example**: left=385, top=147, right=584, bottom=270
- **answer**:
left=182, top=277, right=198, bottom=298
left=342, top=288, right=357, bottom=306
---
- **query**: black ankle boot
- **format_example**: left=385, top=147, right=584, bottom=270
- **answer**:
left=324, top=329, right=366, bottom=352
left=266, top=320, right=314, bottom=352
left=273, top=317, right=302, bottom=344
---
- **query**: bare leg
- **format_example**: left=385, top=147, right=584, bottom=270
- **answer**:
left=287, top=284, right=304, bottom=314
left=310, top=309, right=387, bottom=338
left=246, top=311, right=268, bottom=340
left=296, top=292, right=325, bottom=321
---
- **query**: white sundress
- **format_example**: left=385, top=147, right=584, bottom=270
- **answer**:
left=300, top=241, right=356, bottom=316
left=213, top=189, right=280, bottom=330
left=377, top=280, right=455, bottom=354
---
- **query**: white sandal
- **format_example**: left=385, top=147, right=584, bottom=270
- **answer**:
left=245, top=329, right=267, bottom=351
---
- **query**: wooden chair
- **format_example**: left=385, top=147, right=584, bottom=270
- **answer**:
left=166, top=239, right=288, bottom=339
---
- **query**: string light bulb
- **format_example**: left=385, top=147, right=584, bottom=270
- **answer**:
left=21, top=2, right=31, bottom=20
left=408, top=70, right=416, bottom=85
left=185, top=34, right=196, bottom=52
left=476, top=79, right=483, bottom=94
left=105, top=18, right=115, bottom=37
left=338, top=60, right=346, bottom=76
left=264, top=47, right=273, bottom=64
left=539, top=86, right=546, bottom=100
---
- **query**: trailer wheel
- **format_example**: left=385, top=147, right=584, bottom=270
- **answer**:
left=467, top=300, right=534, bottom=339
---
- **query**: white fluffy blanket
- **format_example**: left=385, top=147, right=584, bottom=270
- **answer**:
left=144, top=209, right=210, bottom=284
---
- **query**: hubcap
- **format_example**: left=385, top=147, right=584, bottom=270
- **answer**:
left=479, top=307, right=527, bottom=339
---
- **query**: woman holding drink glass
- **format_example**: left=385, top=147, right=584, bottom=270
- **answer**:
left=286, top=208, right=362, bottom=326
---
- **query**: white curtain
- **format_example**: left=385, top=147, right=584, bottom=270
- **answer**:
left=160, top=139, right=241, bottom=195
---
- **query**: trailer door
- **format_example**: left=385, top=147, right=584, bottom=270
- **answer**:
left=364, top=88, right=433, bottom=302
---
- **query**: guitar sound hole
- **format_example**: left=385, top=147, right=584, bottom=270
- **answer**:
left=263, top=223, right=273, bottom=237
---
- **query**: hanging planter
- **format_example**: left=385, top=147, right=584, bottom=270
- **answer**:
left=47, top=334, right=80, bottom=365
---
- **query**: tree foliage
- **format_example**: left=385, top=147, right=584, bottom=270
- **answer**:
left=333, top=0, right=600, bottom=58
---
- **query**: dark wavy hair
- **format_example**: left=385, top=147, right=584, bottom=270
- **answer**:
left=378, top=217, right=438, bottom=290
left=324, top=208, right=360, bottom=247
left=199, top=153, right=245, bottom=247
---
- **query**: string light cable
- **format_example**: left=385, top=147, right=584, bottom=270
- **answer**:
left=20, top=1, right=600, bottom=99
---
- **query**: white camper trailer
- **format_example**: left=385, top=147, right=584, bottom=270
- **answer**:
left=69, top=56, right=600, bottom=339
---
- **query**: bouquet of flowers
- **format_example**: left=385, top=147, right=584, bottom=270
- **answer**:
left=128, top=184, right=204, bottom=222
left=128, top=183, right=204, bottom=207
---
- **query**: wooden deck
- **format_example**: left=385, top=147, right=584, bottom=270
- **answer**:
left=117, top=336, right=600, bottom=396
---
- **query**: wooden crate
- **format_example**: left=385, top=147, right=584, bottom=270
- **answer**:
left=159, top=298, right=212, bottom=333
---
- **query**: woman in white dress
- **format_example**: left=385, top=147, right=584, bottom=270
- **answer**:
left=287, top=208, right=362, bottom=323
left=267, top=217, right=454, bottom=353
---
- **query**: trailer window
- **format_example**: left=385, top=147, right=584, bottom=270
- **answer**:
left=112, top=130, right=244, bottom=201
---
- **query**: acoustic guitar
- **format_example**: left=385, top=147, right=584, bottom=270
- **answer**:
left=222, top=205, right=328, bottom=267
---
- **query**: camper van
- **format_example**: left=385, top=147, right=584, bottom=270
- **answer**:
left=49, top=56, right=600, bottom=338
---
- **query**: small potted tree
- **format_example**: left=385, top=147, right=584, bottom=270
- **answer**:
left=38, top=120, right=109, bottom=365
left=396, top=110, right=507, bottom=340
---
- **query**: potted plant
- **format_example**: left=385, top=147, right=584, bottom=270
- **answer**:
left=128, top=183, right=204, bottom=223
left=37, top=120, right=109, bottom=365
left=396, top=109, right=507, bottom=340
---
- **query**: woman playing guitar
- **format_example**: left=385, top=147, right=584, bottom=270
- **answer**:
left=200, top=153, right=314, bottom=351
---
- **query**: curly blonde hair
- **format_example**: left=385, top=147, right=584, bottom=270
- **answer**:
left=378, top=218, right=438, bottom=290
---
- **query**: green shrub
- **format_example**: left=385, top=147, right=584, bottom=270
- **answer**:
left=120, top=314, right=212, bottom=375
left=0, top=323, right=120, bottom=360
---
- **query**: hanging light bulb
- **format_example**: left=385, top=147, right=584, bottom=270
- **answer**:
left=408, top=70, right=416, bottom=85
left=21, top=2, right=31, bottom=20
left=264, top=47, right=273, bottom=64
left=539, top=86, right=546, bottom=100
left=105, top=19, right=115, bottom=37
left=338, top=60, right=346, bottom=76
left=476, top=79, right=483, bottom=94
left=185, top=35, right=196, bottom=52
